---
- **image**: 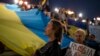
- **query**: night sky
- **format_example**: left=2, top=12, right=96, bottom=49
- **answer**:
left=49, top=0, right=100, bottom=19
left=0, top=0, right=100, bottom=19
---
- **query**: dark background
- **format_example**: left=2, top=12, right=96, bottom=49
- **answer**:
left=0, top=0, right=100, bottom=19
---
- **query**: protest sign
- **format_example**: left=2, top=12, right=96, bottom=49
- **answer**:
left=65, top=42, right=95, bottom=56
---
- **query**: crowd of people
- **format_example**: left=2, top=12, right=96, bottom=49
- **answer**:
left=0, top=1, right=100, bottom=56
left=33, top=15, right=100, bottom=56
left=31, top=3, right=100, bottom=56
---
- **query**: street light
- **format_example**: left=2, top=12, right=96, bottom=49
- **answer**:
left=97, top=17, right=100, bottom=21
left=78, top=13, right=83, bottom=18
left=54, top=8, right=59, bottom=13
left=89, top=21, right=92, bottom=24
left=24, top=1, right=28, bottom=5
left=82, top=19, right=86, bottom=23
left=19, top=0, right=23, bottom=5
left=74, top=18, right=78, bottom=21
left=66, top=10, right=74, bottom=15
left=93, top=18, right=96, bottom=20
left=14, top=0, right=19, bottom=4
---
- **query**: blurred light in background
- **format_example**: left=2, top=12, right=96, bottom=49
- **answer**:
left=14, top=0, right=19, bottom=4
left=82, top=19, right=86, bottom=23
left=94, top=18, right=96, bottom=20
left=74, top=18, right=78, bottom=21
left=78, top=13, right=83, bottom=18
left=19, top=0, right=23, bottom=5
left=54, top=8, right=59, bottom=13
left=89, top=21, right=92, bottom=24
left=66, top=10, right=74, bottom=15
left=92, top=23, right=95, bottom=25
left=27, top=4, right=31, bottom=9
left=97, top=17, right=100, bottom=21
left=24, top=1, right=28, bottom=5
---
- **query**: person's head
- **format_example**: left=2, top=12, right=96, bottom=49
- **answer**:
left=51, top=12, right=60, bottom=20
left=44, top=5, right=50, bottom=12
left=74, top=29, right=86, bottom=44
left=45, top=20, right=63, bottom=42
left=50, top=12, right=55, bottom=19
left=59, top=8, right=63, bottom=14
left=89, top=34, right=96, bottom=40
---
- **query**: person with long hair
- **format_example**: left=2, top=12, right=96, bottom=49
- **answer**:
left=34, top=19, right=63, bottom=56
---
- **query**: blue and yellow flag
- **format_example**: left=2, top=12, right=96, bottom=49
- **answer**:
left=67, top=18, right=87, bottom=38
left=0, top=4, right=74, bottom=56
left=0, top=4, right=46, bottom=56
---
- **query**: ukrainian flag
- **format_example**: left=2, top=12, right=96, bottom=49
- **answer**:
left=0, top=4, right=74, bottom=56
left=0, top=4, right=46, bottom=56
left=67, top=18, right=87, bottom=38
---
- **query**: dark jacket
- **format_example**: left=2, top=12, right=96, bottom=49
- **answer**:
left=0, top=42, right=4, bottom=53
left=85, top=39, right=99, bottom=56
left=35, top=40, right=61, bottom=56
left=61, top=48, right=68, bottom=56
